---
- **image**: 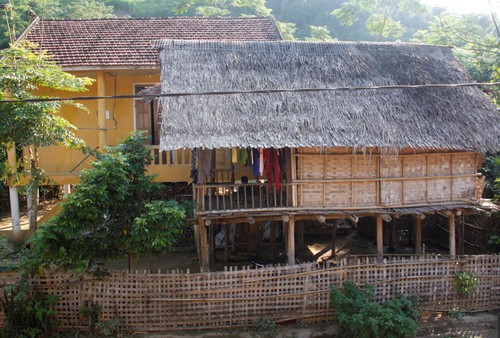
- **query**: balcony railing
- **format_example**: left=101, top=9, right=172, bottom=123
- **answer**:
left=193, top=173, right=481, bottom=214
left=194, top=183, right=293, bottom=213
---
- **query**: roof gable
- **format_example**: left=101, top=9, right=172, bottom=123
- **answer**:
left=23, top=17, right=282, bottom=68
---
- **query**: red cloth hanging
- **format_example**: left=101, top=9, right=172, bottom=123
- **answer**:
left=264, top=148, right=281, bottom=189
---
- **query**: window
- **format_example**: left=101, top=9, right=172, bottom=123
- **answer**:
left=134, top=84, right=161, bottom=145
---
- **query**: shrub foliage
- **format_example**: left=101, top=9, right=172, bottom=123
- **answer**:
left=330, top=281, right=419, bottom=338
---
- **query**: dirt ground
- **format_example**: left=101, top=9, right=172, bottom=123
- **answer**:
left=145, top=312, right=499, bottom=337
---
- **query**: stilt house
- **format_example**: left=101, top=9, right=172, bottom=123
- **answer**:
left=154, top=40, right=500, bottom=271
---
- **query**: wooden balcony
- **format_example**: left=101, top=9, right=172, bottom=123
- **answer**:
left=193, top=173, right=482, bottom=216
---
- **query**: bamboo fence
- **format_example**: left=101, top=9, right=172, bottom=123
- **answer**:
left=0, top=255, right=499, bottom=333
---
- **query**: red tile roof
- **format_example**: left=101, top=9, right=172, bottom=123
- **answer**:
left=23, top=17, right=282, bottom=68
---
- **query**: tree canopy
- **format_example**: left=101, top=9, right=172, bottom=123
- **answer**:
left=0, top=40, right=93, bottom=183
left=29, top=132, right=193, bottom=271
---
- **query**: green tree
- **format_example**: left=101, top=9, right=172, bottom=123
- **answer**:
left=173, top=0, right=271, bottom=17
left=29, top=132, right=192, bottom=271
left=277, top=21, right=297, bottom=40
left=305, top=25, right=336, bottom=41
left=332, top=0, right=426, bottom=40
left=0, top=21, right=93, bottom=231
left=413, top=13, right=500, bottom=84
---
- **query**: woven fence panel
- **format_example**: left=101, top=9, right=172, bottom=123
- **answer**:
left=0, top=256, right=499, bottom=332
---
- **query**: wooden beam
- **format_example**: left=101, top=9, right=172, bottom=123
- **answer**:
left=209, top=222, right=215, bottom=263
left=193, top=223, right=201, bottom=264
left=457, top=213, right=464, bottom=255
left=331, top=222, right=337, bottom=258
left=449, top=212, right=456, bottom=257
left=287, top=215, right=295, bottom=265
left=376, top=215, right=383, bottom=261
left=414, top=215, right=422, bottom=254
left=199, top=218, right=210, bottom=272
left=224, top=224, right=229, bottom=262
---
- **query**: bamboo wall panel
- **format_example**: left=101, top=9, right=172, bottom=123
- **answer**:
left=403, top=155, right=426, bottom=177
left=324, top=156, right=351, bottom=179
left=380, top=156, right=403, bottom=206
left=296, top=150, right=480, bottom=210
left=428, top=154, right=451, bottom=175
left=1, top=256, right=499, bottom=333
left=452, top=177, right=476, bottom=201
left=352, top=182, right=377, bottom=206
left=403, top=180, right=427, bottom=204
left=352, top=157, right=378, bottom=178
left=453, top=153, right=477, bottom=175
left=380, top=181, right=402, bottom=205
left=325, top=183, right=351, bottom=207
left=427, top=178, right=452, bottom=202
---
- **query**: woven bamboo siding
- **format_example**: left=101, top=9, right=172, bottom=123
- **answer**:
left=297, top=149, right=480, bottom=209
left=1, top=256, right=499, bottom=332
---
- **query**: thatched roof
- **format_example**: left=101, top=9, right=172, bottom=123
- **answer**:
left=157, top=40, right=500, bottom=152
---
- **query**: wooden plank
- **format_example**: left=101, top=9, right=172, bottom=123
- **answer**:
left=199, top=218, right=210, bottom=272
left=449, top=213, right=456, bottom=257
left=377, top=215, right=384, bottom=261
left=287, top=215, right=295, bottom=265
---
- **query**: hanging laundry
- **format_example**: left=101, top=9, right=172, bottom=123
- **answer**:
left=231, top=147, right=238, bottom=164
left=248, top=147, right=254, bottom=166
left=278, top=148, right=286, bottom=173
left=263, top=148, right=281, bottom=189
left=198, top=148, right=213, bottom=184
left=252, top=148, right=260, bottom=177
left=239, top=147, right=248, bottom=166
left=190, top=148, right=198, bottom=184
left=259, top=149, right=264, bottom=176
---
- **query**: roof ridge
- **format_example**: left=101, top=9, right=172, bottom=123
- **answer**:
left=36, top=16, right=274, bottom=22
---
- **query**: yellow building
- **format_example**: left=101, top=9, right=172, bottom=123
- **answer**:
left=21, top=16, right=283, bottom=185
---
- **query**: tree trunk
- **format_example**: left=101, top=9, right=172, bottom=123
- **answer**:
left=28, top=145, right=40, bottom=232
left=128, top=253, right=136, bottom=272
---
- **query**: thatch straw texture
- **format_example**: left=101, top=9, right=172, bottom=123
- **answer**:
left=157, top=40, right=500, bottom=152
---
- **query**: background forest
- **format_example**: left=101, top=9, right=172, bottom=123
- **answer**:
left=1, top=0, right=498, bottom=94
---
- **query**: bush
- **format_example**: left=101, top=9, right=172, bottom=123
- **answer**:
left=455, top=271, right=478, bottom=294
left=0, top=285, right=57, bottom=337
left=255, top=316, right=277, bottom=332
left=330, top=281, right=419, bottom=338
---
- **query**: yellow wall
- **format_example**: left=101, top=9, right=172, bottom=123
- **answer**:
left=36, top=69, right=191, bottom=184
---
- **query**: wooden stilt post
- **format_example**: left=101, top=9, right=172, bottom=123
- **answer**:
left=287, top=215, right=295, bottom=265
left=209, top=222, right=215, bottom=263
left=376, top=215, right=384, bottom=261
left=414, top=215, right=422, bottom=254
left=224, top=223, right=229, bottom=262
left=449, top=212, right=456, bottom=257
left=199, top=218, right=210, bottom=272
left=193, top=222, right=201, bottom=264
left=331, top=221, right=337, bottom=258
left=457, top=211, right=464, bottom=255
